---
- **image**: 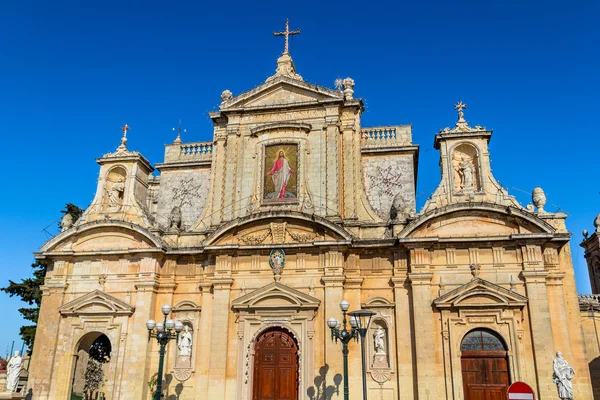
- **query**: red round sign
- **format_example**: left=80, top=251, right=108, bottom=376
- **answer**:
left=507, top=381, right=535, bottom=400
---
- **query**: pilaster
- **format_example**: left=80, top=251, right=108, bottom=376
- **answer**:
left=196, top=282, right=213, bottom=399
left=408, top=272, right=436, bottom=400
left=207, top=277, right=233, bottom=400
left=325, top=107, right=340, bottom=218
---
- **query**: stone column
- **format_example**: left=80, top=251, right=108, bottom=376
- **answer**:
left=118, top=280, right=158, bottom=400
left=27, top=282, right=68, bottom=400
left=222, top=120, right=240, bottom=222
left=207, top=277, right=233, bottom=400
left=322, top=250, right=345, bottom=390
left=391, top=251, right=414, bottom=399
left=546, top=272, right=574, bottom=361
left=408, top=272, right=436, bottom=400
left=210, top=130, right=227, bottom=226
left=521, top=269, right=556, bottom=399
left=340, top=117, right=358, bottom=220
left=324, top=107, right=340, bottom=218
left=195, top=281, right=213, bottom=399
left=343, top=276, right=363, bottom=397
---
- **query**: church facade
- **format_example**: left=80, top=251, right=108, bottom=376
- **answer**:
left=28, top=28, right=594, bottom=400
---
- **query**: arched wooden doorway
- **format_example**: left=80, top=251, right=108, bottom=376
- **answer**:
left=70, top=333, right=112, bottom=400
left=253, top=327, right=299, bottom=400
left=460, top=328, right=509, bottom=400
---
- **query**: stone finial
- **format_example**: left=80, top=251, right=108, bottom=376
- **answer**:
left=342, top=77, right=355, bottom=100
left=532, top=187, right=547, bottom=214
left=221, top=89, right=233, bottom=103
left=60, top=213, right=74, bottom=232
left=594, top=213, right=600, bottom=233
left=267, top=52, right=304, bottom=82
left=583, top=229, right=589, bottom=239
left=169, top=206, right=182, bottom=231
left=118, top=123, right=130, bottom=150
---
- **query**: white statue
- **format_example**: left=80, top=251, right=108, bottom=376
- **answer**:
left=108, top=177, right=125, bottom=209
left=178, top=326, right=193, bottom=357
left=374, top=327, right=386, bottom=355
left=553, top=351, right=575, bottom=399
left=5, top=350, right=22, bottom=392
left=458, top=157, right=475, bottom=190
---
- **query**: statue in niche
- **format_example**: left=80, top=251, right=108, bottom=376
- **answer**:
left=374, top=327, right=386, bottom=355
left=457, top=157, right=475, bottom=191
left=108, top=177, right=125, bottom=209
left=178, top=326, right=193, bottom=358
left=5, top=350, right=22, bottom=392
left=169, top=206, right=182, bottom=231
left=553, top=351, right=575, bottom=399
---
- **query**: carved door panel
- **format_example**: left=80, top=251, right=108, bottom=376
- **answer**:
left=461, top=352, right=509, bottom=400
left=253, top=328, right=298, bottom=400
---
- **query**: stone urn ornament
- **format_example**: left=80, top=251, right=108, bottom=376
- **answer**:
left=532, top=187, right=547, bottom=214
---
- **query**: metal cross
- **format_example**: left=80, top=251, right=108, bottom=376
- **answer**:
left=273, top=19, right=300, bottom=54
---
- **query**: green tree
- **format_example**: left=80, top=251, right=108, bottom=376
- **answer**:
left=2, top=203, right=84, bottom=349
left=1, top=260, right=47, bottom=349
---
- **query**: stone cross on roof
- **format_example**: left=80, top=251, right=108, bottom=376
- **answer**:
left=273, top=19, right=300, bottom=55
left=118, top=123, right=130, bottom=149
left=454, top=101, right=467, bottom=122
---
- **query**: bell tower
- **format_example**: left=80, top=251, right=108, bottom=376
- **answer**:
left=422, top=102, right=519, bottom=212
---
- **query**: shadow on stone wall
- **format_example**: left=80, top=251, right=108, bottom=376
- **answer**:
left=306, top=364, right=342, bottom=400
left=590, top=356, right=600, bottom=400
left=164, top=373, right=184, bottom=400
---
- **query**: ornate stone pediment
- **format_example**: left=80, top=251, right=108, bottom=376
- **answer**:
left=362, top=296, right=395, bottom=309
left=59, top=290, right=135, bottom=316
left=433, top=278, right=527, bottom=310
left=220, top=77, right=343, bottom=111
left=231, top=282, right=320, bottom=312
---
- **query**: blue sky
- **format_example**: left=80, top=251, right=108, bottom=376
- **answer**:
left=0, top=0, right=598, bottom=354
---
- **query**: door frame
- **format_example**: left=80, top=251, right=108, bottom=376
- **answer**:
left=252, top=327, right=300, bottom=400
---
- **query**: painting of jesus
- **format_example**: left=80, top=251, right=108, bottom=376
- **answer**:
left=264, top=144, right=297, bottom=201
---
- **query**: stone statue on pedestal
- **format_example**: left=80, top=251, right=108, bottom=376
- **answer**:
left=108, top=177, right=125, bottom=209
left=5, top=351, right=22, bottom=392
left=178, top=326, right=193, bottom=358
left=458, top=157, right=475, bottom=191
left=374, top=327, right=386, bottom=355
left=553, top=351, right=575, bottom=399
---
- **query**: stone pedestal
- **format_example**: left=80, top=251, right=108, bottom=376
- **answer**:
left=372, top=353, right=388, bottom=368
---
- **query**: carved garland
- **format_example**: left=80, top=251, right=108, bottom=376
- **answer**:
left=244, top=324, right=303, bottom=385
left=238, top=227, right=318, bottom=245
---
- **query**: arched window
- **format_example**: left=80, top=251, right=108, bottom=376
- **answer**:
left=460, top=329, right=506, bottom=351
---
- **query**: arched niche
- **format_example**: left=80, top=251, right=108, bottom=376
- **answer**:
left=70, top=332, right=112, bottom=400
left=104, top=166, right=127, bottom=211
left=452, top=142, right=481, bottom=193
left=171, top=301, right=200, bottom=382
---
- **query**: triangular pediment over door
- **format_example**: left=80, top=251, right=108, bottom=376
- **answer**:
left=433, top=278, right=528, bottom=310
left=231, top=281, right=320, bottom=312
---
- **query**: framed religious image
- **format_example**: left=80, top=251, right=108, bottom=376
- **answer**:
left=263, top=144, right=298, bottom=202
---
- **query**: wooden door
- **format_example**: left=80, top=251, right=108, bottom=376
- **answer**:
left=253, top=328, right=299, bottom=400
left=461, top=329, right=510, bottom=400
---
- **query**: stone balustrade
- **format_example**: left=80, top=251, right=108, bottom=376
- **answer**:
left=579, top=294, right=600, bottom=311
left=361, top=125, right=412, bottom=148
left=164, top=141, right=214, bottom=163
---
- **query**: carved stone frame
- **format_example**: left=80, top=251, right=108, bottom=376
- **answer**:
left=231, top=281, right=319, bottom=400
left=55, top=290, right=134, bottom=400
left=362, top=297, right=396, bottom=387
left=170, top=300, right=201, bottom=382
left=434, top=279, right=527, bottom=400
left=256, top=135, right=307, bottom=209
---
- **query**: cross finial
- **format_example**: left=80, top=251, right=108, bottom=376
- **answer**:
left=454, top=101, right=467, bottom=122
left=172, top=119, right=186, bottom=144
left=273, top=19, right=301, bottom=55
left=119, top=123, right=130, bottom=149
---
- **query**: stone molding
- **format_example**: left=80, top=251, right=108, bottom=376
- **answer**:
left=433, top=278, right=528, bottom=310
left=231, top=281, right=320, bottom=312
left=58, top=290, right=134, bottom=316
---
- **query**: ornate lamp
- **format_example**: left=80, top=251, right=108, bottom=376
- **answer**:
left=348, top=309, right=376, bottom=400
left=327, top=301, right=360, bottom=400
left=146, top=305, right=183, bottom=400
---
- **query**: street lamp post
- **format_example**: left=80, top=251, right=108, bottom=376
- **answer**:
left=146, top=304, right=184, bottom=400
left=348, top=309, right=376, bottom=400
left=327, top=300, right=359, bottom=400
